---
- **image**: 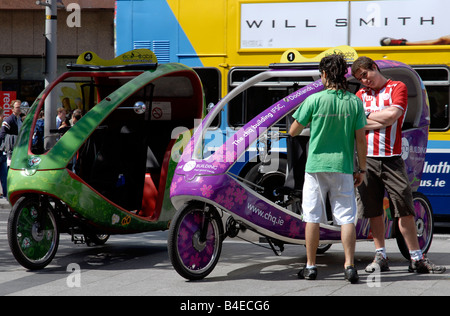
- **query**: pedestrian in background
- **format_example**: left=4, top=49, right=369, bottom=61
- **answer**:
left=0, top=100, right=23, bottom=164
left=0, top=100, right=23, bottom=198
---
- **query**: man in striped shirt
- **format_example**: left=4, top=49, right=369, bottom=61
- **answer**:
left=352, top=57, right=445, bottom=274
left=358, top=79, right=406, bottom=157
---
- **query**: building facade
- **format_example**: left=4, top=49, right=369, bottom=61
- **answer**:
left=0, top=0, right=115, bottom=104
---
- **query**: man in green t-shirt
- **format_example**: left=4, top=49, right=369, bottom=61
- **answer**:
left=289, top=54, right=367, bottom=283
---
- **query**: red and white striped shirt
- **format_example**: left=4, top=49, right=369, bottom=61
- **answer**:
left=356, top=79, right=408, bottom=157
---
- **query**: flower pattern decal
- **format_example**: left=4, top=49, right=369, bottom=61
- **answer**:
left=177, top=211, right=216, bottom=270
left=200, top=184, right=214, bottom=198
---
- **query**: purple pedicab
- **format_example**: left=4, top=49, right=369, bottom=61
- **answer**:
left=168, top=59, right=433, bottom=280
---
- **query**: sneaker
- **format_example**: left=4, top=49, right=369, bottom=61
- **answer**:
left=408, top=255, right=447, bottom=274
left=344, top=266, right=359, bottom=284
left=380, top=37, right=407, bottom=46
left=365, top=252, right=390, bottom=273
left=298, top=266, right=317, bottom=280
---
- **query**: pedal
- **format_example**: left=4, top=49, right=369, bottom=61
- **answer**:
left=70, top=230, right=86, bottom=245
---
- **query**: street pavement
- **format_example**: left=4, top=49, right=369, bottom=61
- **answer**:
left=0, top=199, right=449, bottom=297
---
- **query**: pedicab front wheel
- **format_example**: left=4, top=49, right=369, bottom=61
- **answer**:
left=168, top=203, right=223, bottom=280
left=7, top=196, right=59, bottom=270
left=395, top=192, right=434, bottom=260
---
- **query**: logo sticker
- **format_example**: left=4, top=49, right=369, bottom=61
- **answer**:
left=401, top=137, right=410, bottom=160
left=28, top=156, right=41, bottom=168
left=183, top=161, right=196, bottom=172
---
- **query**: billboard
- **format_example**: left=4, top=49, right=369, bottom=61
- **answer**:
left=240, top=0, right=450, bottom=49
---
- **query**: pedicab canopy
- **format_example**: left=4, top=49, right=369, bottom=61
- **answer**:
left=8, top=49, right=204, bottom=229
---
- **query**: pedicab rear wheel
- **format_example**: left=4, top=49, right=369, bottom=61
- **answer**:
left=7, top=196, right=59, bottom=270
left=168, top=203, right=223, bottom=280
left=395, top=192, right=433, bottom=260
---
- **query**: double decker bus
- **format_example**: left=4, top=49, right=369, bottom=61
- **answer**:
left=115, top=0, right=450, bottom=223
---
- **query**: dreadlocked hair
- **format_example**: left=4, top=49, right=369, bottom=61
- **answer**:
left=319, top=53, right=349, bottom=92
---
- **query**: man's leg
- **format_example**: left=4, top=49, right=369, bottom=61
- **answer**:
left=341, top=223, right=359, bottom=283
left=365, top=215, right=390, bottom=272
left=341, top=223, right=356, bottom=268
left=399, top=215, right=446, bottom=274
left=298, top=222, right=320, bottom=280
left=397, top=215, right=420, bottom=250
left=369, top=215, right=386, bottom=249
left=300, top=172, right=323, bottom=279
left=305, top=222, right=320, bottom=267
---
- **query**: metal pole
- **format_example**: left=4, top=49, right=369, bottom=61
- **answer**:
left=42, top=0, right=58, bottom=150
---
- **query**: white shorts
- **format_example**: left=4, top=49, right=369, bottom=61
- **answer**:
left=302, top=172, right=356, bottom=225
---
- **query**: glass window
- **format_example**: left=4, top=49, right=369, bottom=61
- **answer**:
left=194, top=67, right=221, bottom=128
left=0, top=56, right=78, bottom=109
left=20, top=80, right=45, bottom=106
left=228, top=68, right=315, bottom=128
left=21, top=58, right=45, bottom=81
left=193, top=67, right=221, bottom=106
left=427, top=85, right=449, bottom=130
left=415, top=67, right=449, bottom=82
left=0, top=58, right=19, bottom=80
left=415, top=67, right=450, bottom=131
left=57, top=58, right=77, bottom=77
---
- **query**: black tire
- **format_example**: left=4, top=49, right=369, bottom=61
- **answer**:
left=7, top=196, right=59, bottom=270
left=395, top=192, right=434, bottom=260
left=168, top=203, right=223, bottom=280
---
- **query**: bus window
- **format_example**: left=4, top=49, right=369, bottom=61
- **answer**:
left=414, top=67, right=450, bottom=131
left=193, top=67, right=221, bottom=127
left=426, top=86, right=449, bottom=130
left=227, top=68, right=315, bottom=128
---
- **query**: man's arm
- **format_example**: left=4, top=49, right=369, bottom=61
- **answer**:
left=0, top=116, right=13, bottom=142
left=365, top=106, right=403, bottom=130
left=288, top=119, right=305, bottom=137
left=353, top=128, right=367, bottom=187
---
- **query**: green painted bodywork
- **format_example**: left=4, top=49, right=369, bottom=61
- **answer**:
left=8, top=63, right=202, bottom=233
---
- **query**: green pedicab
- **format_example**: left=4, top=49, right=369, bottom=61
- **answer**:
left=7, top=49, right=204, bottom=269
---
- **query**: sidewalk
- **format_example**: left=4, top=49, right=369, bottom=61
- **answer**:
left=0, top=197, right=11, bottom=210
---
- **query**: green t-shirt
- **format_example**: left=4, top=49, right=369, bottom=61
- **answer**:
left=292, top=89, right=366, bottom=174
